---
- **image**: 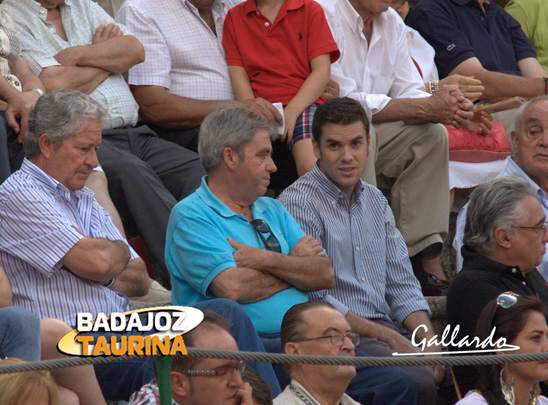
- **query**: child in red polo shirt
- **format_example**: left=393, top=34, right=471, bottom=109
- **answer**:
left=223, top=0, right=339, bottom=176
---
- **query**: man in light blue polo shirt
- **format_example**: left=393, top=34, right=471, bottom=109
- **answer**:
left=165, top=105, right=334, bottom=334
left=165, top=105, right=420, bottom=404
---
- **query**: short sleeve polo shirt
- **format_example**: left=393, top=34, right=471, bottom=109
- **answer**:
left=407, top=0, right=537, bottom=78
left=223, top=0, right=340, bottom=105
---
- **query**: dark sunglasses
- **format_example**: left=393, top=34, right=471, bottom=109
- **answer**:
left=251, top=219, right=281, bottom=253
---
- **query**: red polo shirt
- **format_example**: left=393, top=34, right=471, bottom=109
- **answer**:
left=223, top=0, right=340, bottom=105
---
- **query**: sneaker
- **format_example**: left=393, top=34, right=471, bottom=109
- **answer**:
left=129, top=280, right=172, bottom=304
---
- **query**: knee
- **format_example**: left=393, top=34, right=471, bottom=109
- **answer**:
left=57, top=386, right=80, bottom=405
left=0, top=307, right=40, bottom=337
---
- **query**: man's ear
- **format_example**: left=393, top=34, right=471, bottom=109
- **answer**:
left=171, top=371, right=191, bottom=399
left=367, top=134, right=372, bottom=156
left=494, top=227, right=512, bottom=249
left=222, top=147, right=239, bottom=170
left=38, top=133, right=55, bottom=158
left=284, top=342, right=300, bottom=355
left=511, top=131, right=519, bottom=154
left=312, top=139, right=321, bottom=160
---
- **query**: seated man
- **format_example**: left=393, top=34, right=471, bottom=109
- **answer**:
left=279, top=98, right=443, bottom=405
left=276, top=302, right=361, bottom=405
left=165, top=105, right=419, bottom=404
left=2, top=0, right=206, bottom=277
left=0, top=89, right=279, bottom=400
left=129, top=314, right=254, bottom=405
left=115, top=0, right=283, bottom=152
left=447, top=177, right=548, bottom=394
left=454, top=95, right=548, bottom=279
left=407, top=0, right=548, bottom=131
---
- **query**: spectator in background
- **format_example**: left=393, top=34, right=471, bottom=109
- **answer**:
left=503, top=0, right=548, bottom=72
left=447, top=177, right=548, bottom=395
left=275, top=302, right=361, bottom=405
left=129, top=314, right=255, bottom=405
left=223, top=0, right=340, bottom=176
left=454, top=96, right=548, bottom=280
left=407, top=0, right=548, bottom=132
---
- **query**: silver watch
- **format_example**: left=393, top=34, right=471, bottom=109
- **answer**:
left=29, top=88, right=44, bottom=97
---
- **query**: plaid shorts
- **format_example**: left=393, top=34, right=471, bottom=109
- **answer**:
left=289, top=103, right=317, bottom=148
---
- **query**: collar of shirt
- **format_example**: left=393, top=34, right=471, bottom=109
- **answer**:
left=20, top=158, right=93, bottom=201
left=505, top=158, right=548, bottom=210
left=195, top=176, right=270, bottom=219
left=309, top=164, right=364, bottom=205
left=243, top=0, right=304, bottom=18
left=336, top=0, right=387, bottom=34
left=461, top=245, right=526, bottom=279
left=183, top=0, right=226, bottom=17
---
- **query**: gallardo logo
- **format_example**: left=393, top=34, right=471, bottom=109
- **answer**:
left=58, top=306, right=204, bottom=357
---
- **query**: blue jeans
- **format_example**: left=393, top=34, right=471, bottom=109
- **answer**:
left=0, top=307, right=41, bottom=361
left=92, top=298, right=281, bottom=401
left=261, top=333, right=419, bottom=405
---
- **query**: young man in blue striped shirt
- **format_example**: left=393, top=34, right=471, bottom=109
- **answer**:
left=279, top=97, right=445, bottom=405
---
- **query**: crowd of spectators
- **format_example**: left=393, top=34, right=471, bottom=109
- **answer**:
left=0, top=0, right=548, bottom=403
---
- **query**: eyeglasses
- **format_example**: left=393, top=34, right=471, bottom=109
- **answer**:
left=293, top=332, right=360, bottom=347
left=510, top=220, right=548, bottom=234
left=179, top=360, right=245, bottom=378
left=251, top=219, right=281, bottom=253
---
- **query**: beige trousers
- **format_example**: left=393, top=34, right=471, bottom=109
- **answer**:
left=362, top=121, right=450, bottom=257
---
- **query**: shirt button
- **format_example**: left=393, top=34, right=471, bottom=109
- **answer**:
left=355, top=245, right=360, bottom=251
left=480, top=17, right=485, bottom=21
left=512, top=268, right=517, bottom=273
left=265, top=22, right=269, bottom=26
left=522, top=281, right=527, bottom=285
left=361, top=277, right=365, bottom=282
left=256, top=11, right=259, bottom=15
left=331, top=200, right=337, bottom=205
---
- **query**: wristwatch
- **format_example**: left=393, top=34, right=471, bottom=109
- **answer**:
left=29, top=88, right=44, bottom=97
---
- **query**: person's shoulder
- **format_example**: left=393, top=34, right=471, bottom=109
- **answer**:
left=278, top=172, right=323, bottom=206
left=456, top=390, right=489, bottom=404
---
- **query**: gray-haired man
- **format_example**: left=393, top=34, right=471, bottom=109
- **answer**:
left=448, top=176, right=548, bottom=394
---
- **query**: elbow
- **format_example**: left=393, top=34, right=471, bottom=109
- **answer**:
left=210, top=279, right=246, bottom=302
left=126, top=36, right=145, bottom=65
left=321, top=262, right=336, bottom=289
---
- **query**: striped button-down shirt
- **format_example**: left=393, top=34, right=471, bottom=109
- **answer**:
left=278, top=165, right=429, bottom=324
left=0, top=160, right=133, bottom=325
left=117, top=0, right=238, bottom=102
left=453, top=157, right=548, bottom=280
left=1, top=0, right=139, bottom=129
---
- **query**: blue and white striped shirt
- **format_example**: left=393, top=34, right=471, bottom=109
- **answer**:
left=278, top=165, right=430, bottom=324
left=0, top=159, right=132, bottom=325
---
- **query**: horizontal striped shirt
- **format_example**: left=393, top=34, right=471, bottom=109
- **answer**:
left=1, top=0, right=139, bottom=129
left=453, top=157, right=548, bottom=280
left=0, top=159, right=133, bottom=325
left=278, top=164, right=429, bottom=324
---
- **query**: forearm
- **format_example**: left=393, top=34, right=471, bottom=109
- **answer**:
left=259, top=252, right=334, bottom=291
left=474, top=70, right=544, bottom=103
left=61, top=238, right=130, bottom=283
left=55, top=36, right=145, bottom=74
left=285, top=56, right=330, bottom=116
left=0, top=266, right=12, bottom=308
left=131, top=85, right=232, bottom=129
left=110, top=258, right=150, bottom=297
left=402, top=311, right=437, bottom=351
left=372, top=97, right=430, bottom=124
left=228, top=65, right=255, bottom=101
left=210, top=267, right=291, bottom=304
left=345, top=311, right=395, bottom=341
left=39, top=65, right=109, bottom=94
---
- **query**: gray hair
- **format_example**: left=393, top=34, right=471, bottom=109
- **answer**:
left=25, top=88, right=106, bottom=159
left=514, top=95, right=548, bottom=133
left=464, top=177, right=539, bottom=255
left=198, top=104, right=277, bottom=173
